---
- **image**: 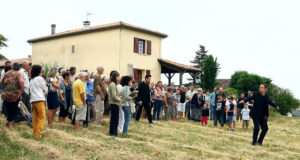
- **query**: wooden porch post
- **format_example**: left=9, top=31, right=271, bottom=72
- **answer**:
left=168, top=72, right=171, bottom=86
left=179, top=71, right=183, bottom=86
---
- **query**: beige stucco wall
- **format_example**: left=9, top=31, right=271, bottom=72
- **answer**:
left=31, top=28, right=162, bottom=81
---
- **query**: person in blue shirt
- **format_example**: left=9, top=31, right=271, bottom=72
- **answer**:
left=209, top=87, right=218, bottom=120
left=83, top=73, right=96, bottom=127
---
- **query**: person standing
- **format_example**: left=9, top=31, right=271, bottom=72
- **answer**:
left=135, top=75, right=153, bottom=124
left=164, top=87, right=174, bottom=121
left=177, top=85, right=186, bottom=119
left=72, top=72, right=87, bottom=132
left=185, top=85, right=196, bottom=120
left=237, top=93, right=245, bottom=122
left=241, top=103, right=250, bottom=130
left=46, top=68, right=60, bottom=127
left=108, top=71, right=122, bottom=136
left=120, top=76, right=135, bottom=135
left=69, top=67, right=76, bottom=84
left=172, top=89, right=181, bottom=120
left=58, top=72, right=73, bottom=123
left=153, top=81, right=165, bottom=121
left=19, top=60, right=31, bottom=112
left=209, top=87, right=218, bottom=120
left=93, top=66, right=106, bottom=125
left=85, top=73, right=95, bottom=122
left=190, top=88, right=205, bottom=122
left=29, top=65, right=48, bottom=139
left=214, top=93, right=226, bottom=129
left=0, top=60, right=12, bottom=84
left=245, top=84, right=279, bottom=146
left=1, top=63, right=24, bottom=129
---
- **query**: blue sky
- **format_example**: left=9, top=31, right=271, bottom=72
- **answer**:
left=1, top=0, right=300, bottom=99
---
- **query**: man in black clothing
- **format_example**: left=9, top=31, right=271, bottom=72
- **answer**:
left=237, top=93, right=245, bottom=122
left=135, top=75, right=153, bottom=124
left=246, top=84, right=280, bottom=146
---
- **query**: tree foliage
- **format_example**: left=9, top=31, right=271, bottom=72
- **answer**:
left=189, top=45, right=208, bottom=87
left=230, top=71, right=300, bottom=115
left=224, top=88, right=239, bottom=96
left=202, top=55, right=220, bottom=91
left=0, top=34, right=8, bottom=49
left=230, top=71, right=272, bottom=95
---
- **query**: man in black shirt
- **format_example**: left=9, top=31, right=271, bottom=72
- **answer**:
left=214, top=93, right=226, bottom=129
left=237, top=93, right=245, bottom=122
left=135, top=75, right=153, bottom=124
left=246, top=84, right=280, bottom=146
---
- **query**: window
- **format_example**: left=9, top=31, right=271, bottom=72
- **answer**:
left=71, top=45, right=75, bottom=53
left=138, top=39, right=145, bottom=54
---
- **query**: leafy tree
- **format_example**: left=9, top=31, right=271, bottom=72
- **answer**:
left=224, top=88, right=239, bottom=96
left=274, top=89, right=300, bottom=115
left=189, top=45, right=208, bottom=87
left=0, top=34, right=8, bottom=60
left=202, top=55, right=220, bottom=91
left=230, top=71, right=272, bottom=95
left=0, top=34, right=8, bottom=49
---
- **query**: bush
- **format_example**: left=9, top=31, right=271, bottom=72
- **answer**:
left=274, top=89, right=300, bottom=115
left=224, top=88, right=239, bottom=97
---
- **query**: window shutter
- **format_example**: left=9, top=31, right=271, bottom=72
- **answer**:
left=146, top=70, right=151, bottom=75
left=134, top=38, right=139, bottom=53
left=133, top=68, right=139, bottom=80
left=146, top=40, right=151, bottom=55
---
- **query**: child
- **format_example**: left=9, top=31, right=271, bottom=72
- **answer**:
left=226, top=97, right=234, bottom=131
left=201, top=103, right=209, bottom=126
left=172, top=89, right=181, bottom=120
left=241, top=103, right=250, bottom=130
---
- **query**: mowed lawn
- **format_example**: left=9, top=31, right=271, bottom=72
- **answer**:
left=0, top=112, right=300, bottom=160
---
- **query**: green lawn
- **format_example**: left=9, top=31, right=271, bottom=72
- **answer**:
left=0, top=112, right=299, bottom=160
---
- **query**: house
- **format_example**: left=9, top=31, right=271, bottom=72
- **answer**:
left=28, top=21, right=201, bottom=84
left=28, top=21, right=169, bottom=82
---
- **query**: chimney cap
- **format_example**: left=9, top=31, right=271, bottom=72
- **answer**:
left=51, top=24, right=56, bottom=35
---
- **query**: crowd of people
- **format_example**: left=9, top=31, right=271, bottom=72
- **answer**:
left=0, top=60, right=279, bottom=146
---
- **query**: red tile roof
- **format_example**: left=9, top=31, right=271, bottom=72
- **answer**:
left=27, top=21, right=168, bottom=43
left=0, top=57, right=32, bottom=67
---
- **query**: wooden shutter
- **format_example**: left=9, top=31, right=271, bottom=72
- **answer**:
left=133, top=68, right=139, bottom=80
left=146, top=70, right=151, bottom=75
left=146, top=40, right=151, bottom=55
left=134, top=38, right=139, bottom=53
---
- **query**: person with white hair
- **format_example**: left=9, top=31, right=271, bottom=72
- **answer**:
left=72, top=72, right=87, bottom=131
left=190, top=88, right=205, bottom=121
left=93, top=66, right=106, bottom=125
left=19, top=60, right=31, bottom=112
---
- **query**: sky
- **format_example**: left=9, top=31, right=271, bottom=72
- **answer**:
left=1, top=0, right=299, bottom=99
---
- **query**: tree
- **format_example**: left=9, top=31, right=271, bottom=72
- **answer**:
left=202, top=55, right=220, bottom=91
left=230, top=71, right=272, bottom=95
left=0, top=34, right=8, bottom=60
left=189, top=45, right=208, bottom=87
left=274, top=88, right=300, bottom=115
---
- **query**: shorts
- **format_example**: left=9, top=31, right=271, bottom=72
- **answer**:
left=177, top=103, right=186, bottom=112
left=232, top=115, right=236, bottom=122
left=75, top=104, right=87, bottom=121
left=243, top=120, right=249, bottom=127
left=226, top=115, right=233, bottom=124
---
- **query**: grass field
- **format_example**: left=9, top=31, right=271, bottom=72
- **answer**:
left=0, top=111, right=300, bottom=160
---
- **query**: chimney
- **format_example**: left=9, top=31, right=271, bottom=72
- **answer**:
left=51, top=24, right=56, bottom=35
left=83, top=21, right=90, bottom=30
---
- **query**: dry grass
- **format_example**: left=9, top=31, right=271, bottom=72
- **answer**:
left=0, top=112, right=300, bottom=160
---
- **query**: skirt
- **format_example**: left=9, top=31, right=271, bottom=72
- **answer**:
left=47, top=92, right=60, bottom=109
left=191, top=104, right=202, bottom=121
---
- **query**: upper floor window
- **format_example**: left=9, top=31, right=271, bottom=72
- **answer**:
left=71, top=45, right=75, bottom=53
left=138, top=39, right=145, bottom=54
left=134, top=37, right=151, bottom=55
